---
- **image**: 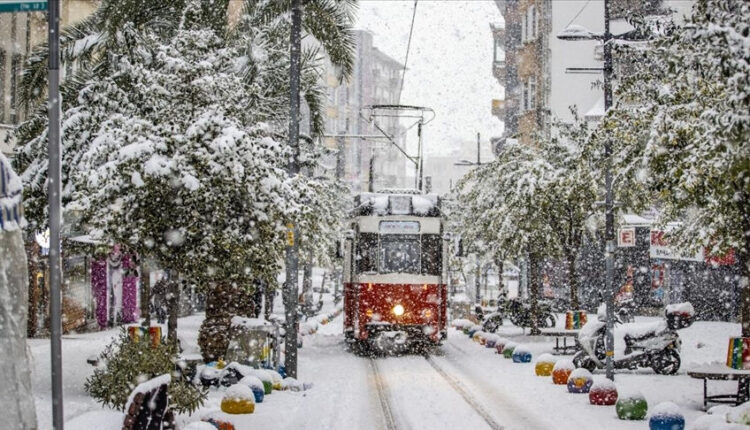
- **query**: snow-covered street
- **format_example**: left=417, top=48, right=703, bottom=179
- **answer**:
left=28, top=295, right=745, bottom=430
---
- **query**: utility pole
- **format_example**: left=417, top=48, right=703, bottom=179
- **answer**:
left=284, top=0, right=302, bottom=379
left=602, top=0, right=616, bottom=382
left=47, top=1, right=64, bottom=427
left=476, top=132, right=481, bottom=165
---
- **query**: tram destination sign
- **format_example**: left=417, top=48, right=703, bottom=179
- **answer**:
left=379, top=221, right=420, bottom=234
left=0, top=1, right=47, bottom=13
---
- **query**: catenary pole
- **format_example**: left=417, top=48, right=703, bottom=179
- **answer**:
left=284, top=0, right=302, bottom=379
left=602, top=0, right=616, bottom=381
left=47, top=0, right=64, bottom=427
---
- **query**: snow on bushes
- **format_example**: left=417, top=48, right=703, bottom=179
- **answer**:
left=84, top=329, right=205, bottom=414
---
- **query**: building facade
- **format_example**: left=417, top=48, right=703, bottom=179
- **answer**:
left=0, top=1, right=99, bottom=156
left=322, top=30, right=407, bottom=193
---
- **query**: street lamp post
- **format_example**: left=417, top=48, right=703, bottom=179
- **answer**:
left=557, top=0, right=616, bottom=381
left=284, top=0, right=302, bottom=379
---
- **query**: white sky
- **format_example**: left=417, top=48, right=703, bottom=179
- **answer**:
left=356, top=1, right=505, bottom=157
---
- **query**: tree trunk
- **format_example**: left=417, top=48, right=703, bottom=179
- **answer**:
left=166, top=276, right=180, bottom=347
left=140, top=257, right=151, bottom=327
left=567, top=252, right=579, bottom=310
left=529, top=253, right=541, bottom=335
left=264, top=284, right=274, bottom=320
left=198, top=281, right=238, bottom=362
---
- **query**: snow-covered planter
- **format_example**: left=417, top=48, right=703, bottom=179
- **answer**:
left=648, top=402, right=684, bottom=430
left=221, top=384, right=255, bottom=414
left=552, top=359, right=575, bottom=385
left=589, top=379, right=618, bottom=405
left=535, top=354, right=556, bottom=376
left=616, top=392, right=648, bottom=420
left=512, top=344, right=532, bottom=363
left=566, top=368, right=593, bottom=393
left=503, top=341, right=518, bottom=359
left=239, top=376, right=265, bottom=403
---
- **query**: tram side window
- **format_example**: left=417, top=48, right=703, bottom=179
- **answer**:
left=421, top=234, right=442, bottom=275
left=356, top=233, right=379, bottom=273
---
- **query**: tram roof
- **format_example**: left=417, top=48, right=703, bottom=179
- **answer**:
left=352, top=191, right=441, bottom=217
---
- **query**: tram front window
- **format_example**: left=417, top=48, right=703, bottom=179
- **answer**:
left=379, top=236, right=420, bottom=274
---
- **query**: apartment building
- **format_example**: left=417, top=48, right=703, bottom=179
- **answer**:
left=0, top=1, right=99, bottom=156
left=492, top=0, right=694, bottom=148
left=322, top=30, right=407, bottom=193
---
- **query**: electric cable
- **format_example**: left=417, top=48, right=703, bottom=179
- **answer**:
left=397, top=0, right=418, bottom=105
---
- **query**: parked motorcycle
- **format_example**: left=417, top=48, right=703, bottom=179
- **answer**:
left=474, top=305, right=504, bottom=333
left=572, top=302, right=693, bottom=375
left=506, top=298, right=557, bottom=329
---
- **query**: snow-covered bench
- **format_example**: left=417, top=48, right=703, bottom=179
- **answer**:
left=538, top=328, right=580, bottom=355
left=687, top=364, right=750, bottom=410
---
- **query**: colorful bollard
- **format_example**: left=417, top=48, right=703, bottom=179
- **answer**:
left=503, top=342, right=518, bottom=359
left=648, top=402, right=685, bottom=430
left=566, top=368, right=594, bottom=393
left=535, top=353, right=556, bottom=377
left=552, top=359, right=575, bottom=385
left=221, top=384, right=256, bottom=414
left=616, top=393, right=648, bottom=420
left=589, top=379, right=618, bottom=405
left=512, top=345, right=532, bottom=363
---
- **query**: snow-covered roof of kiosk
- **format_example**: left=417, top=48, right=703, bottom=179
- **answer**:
left=353, top=190, right=441, bottom=217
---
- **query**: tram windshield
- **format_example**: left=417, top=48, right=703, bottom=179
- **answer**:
left=356, top=233, right=442, bottom=276
left=379, top=235, right=420, bottom=273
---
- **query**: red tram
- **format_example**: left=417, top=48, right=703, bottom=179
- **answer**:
left=343, top=191, right=448, bottom=351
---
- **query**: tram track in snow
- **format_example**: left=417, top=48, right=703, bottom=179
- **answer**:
left=369, top=357, right=400, bottom=430
left=367, top=350, right=503, bottom=430
left=423, top=354, right=505, bottom=430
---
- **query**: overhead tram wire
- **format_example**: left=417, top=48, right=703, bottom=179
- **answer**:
left=397, top=0, right=419, bottom=105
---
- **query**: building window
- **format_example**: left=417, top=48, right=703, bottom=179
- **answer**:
left=494, top=38, right=504, bottom=63
left=522, top=77, right=536, bottom=112
left=529, top=80, right=536, bottom=110
left=531, top=5, right=537, bottom=39
left=522, top=10, right=528, bottom=42
left=522, top=81, right=529, bottom=111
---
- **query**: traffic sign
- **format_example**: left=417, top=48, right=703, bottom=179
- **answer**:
left=0, top=1, right=47, bottom=13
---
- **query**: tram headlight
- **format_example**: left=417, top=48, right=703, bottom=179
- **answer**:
left=392, top=304, right=405, bottom=316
